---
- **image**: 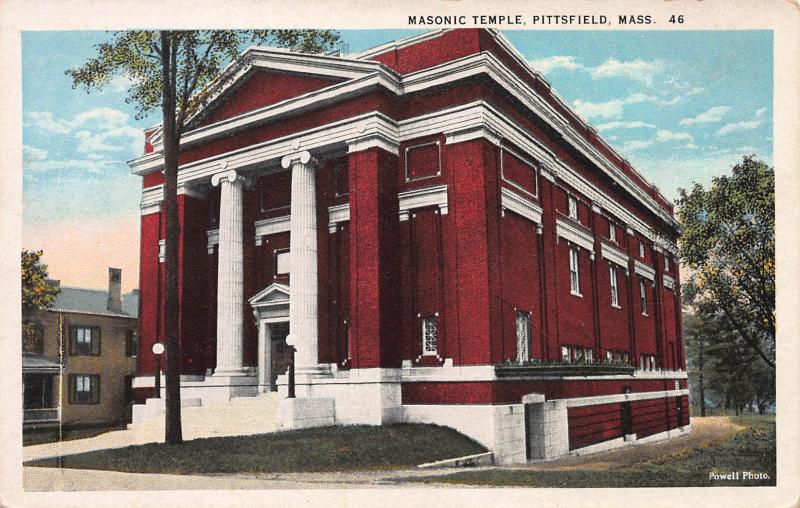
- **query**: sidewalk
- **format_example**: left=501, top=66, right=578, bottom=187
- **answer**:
left=23, top=465, right=485, bottom=491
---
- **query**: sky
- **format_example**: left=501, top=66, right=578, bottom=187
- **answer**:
left=21, top=29, right=773, bottom=292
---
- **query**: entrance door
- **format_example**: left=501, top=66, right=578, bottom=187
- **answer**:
left=268, top=322, right=291, bottom=391
left=621, top=387, right=633, bottom=436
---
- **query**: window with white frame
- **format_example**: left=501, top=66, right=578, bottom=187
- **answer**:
left=609, top=265, right=619, bottom=307
left=640, top=354, right=656, bottom=371
left=561, top=345, right=593, bottom=364
left=275, top=249, right=291, bottom=277
left=70, top=326, right=100, bottom=356
left=70, top=374, right=100, bottom=404
left=515, top=310, right=531, bottom=363
left=568, top=195, right=578, bottom=220
left=569, top=247, right=581, bottom=295
left=609, top=221, right=616, bottom=242
left=665, top=256, right=670, bottom=272
left=421, top=316, right=438, bottom=355
left=639, top=240, right=646, bottom=258
left=639, top=278, right=648, bottom=315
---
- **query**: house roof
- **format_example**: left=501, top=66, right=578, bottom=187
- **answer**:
left=22, top=353, right=62, bottom=373
left=50, top=286, right=138, bottom=318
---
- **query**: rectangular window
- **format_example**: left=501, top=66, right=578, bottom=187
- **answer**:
left=422, top=316, right=438, bottom=355
left=70, top=326, right=100, bottom=356
left=609, top=265, right=619, bottom=307
left=665, top=256, right=670, bottom=272
left=585, top=347, right=594, bottom=364
left=568, top=195, right=578, bottom=220
left=561, top=345, right=570, bottom=362
left=639, top=240, right=646, bottom=258
left=639, top=279, right=648, bottom=315
left=569, top=247, right=581, bottom=295
left=515, top=311, right=531, bottom=363
left=125, top=329, right=137, bottom=357
left=606, top=350, right=613, bottom=363
left=70, top=374, right=100, bottom=404
left=609, top=221, right=616, bottom=242
left=275, top=249, right=291, bottom=277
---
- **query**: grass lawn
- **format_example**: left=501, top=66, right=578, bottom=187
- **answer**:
left=417, top=416, right=776, bottom=487
left=25, top=424, right=486, bottom=474
left=24, top=424, right=127, bottom=447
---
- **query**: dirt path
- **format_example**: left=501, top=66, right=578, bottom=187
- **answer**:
left=516, top=416, right=743, bottom=471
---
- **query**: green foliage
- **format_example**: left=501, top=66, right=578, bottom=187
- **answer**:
left=21, top=249, right=59, bottom=314
left=66, top=30, right=340, bottom=127
left=677, top=155, right=775, bottom=369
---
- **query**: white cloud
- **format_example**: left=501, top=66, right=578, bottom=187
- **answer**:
left=108, top=74, right=136, bottom=93
left=656, top=130, right=692, bottom=142
left=75, top=125, right=143, bottom=154
left=26, top=111, right=73, bottom=134
left=595, top=120, right=656, bottom=131
left=755, top=107, right=767, bottom=118
left=683, top=143, right=699, bottom=149
left=573, top=92, right=659, bottom=120
left=715, top=119, right=764, bottom=137
left=621, top=139, right=655, bottom=151
left=529, top=55, right=585, bottom=74
left=679, top=106, right=731, bottom=126
left=23, top=144, right=48, bottom=161
left=24, top=158, right=122, bottom=175
left=590, top=58, right=664, bottom=85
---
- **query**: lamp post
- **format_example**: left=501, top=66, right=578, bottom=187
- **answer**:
left=287, top=345, right=296, bottom=399
left=152, top=342, right=164, bottom=398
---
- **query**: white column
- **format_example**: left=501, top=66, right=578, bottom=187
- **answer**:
left=211, top=169, right=248, bottom=376
left=281, top=151, right=320, bottom=374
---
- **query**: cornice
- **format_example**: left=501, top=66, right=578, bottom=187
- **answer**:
left=601, top=242, right=629, bottom=268
left=327, top=203, right=350, bottom=233
left=663, top=274, right=676, bottom=291
left=398, top=185, right=449, bottom=221
left=129, top=48, right=677, bottom=232
left=555, top=218, right=594, bottom=252
left=634, top=260, right=656, bottom=282
left=500, top=187, right=543, bottom=225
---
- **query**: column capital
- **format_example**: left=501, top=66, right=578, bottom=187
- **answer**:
left=281, top=150, right=320, bottom=169
left=211, top=169, right=252, bottom=188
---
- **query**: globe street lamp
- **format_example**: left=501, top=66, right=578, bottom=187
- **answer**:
left=152, top=342, right=164, bottom=398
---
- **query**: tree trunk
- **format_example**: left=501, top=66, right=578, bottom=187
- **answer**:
left=698, top=341, right=706, bottom=417
left=161, top=31, right=183, bottom=445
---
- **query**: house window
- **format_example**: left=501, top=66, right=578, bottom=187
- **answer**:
left=70, top=326, right=100, bottom=356
left=640, top=354, right=656, bottom=371
left=70, top=374, right=100, bottom=404
left=561, top=345, right=593, bottom=364
left=639, top=240, right=646, bottom=258
left=609, top=265, right=619, bottom=307
left=125, top=329, right=137, bottom=357
left=609, top=221, right=616, bottom=242
left=665, top=256, right=670, bottom=272
left=639, top=279, right=648, bottom=315
left=515, top=311, right=531, bottom=363
left=421, top=316, right=438, bottom=355
left=569, top=247, right=581, bottom=295
left=561, top=346, right=570, bottom=362
left=568, top=195, right=578, bottom=220
left=275, top=249, right=291, bottom=277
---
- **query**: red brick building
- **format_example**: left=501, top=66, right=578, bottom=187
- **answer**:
left=130, top=29, right=689, bottom=463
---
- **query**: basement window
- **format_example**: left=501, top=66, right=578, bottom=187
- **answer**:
left=422, top=316, right=438, bottom=355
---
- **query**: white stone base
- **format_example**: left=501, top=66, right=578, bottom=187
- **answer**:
left=403, top=403, right=526, bottom=465
left=569, top=424, right=691, bottom=456
left=279, top=397, right=335, bottom=430
left=524, top=399, right=569, bottom=460
left=131, top=396, right=202, bottom=425
left=276, top=367, right=402, bottom=425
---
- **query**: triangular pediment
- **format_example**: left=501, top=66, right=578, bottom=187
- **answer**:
left=196, top=69, right=345, bottom=127
left=187, top=47, right=386, bottom=129
left=248, top=282, right=290, bottom=307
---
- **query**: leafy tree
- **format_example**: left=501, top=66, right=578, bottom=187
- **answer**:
left=677, top=156, right=775, bottom=370
left=21, top=250, right=60, bottom=353
left=67, top=29, right=339, bottom=444
left=22, top=249, right=59, bottom=313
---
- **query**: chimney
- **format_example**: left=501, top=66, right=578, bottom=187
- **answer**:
left=107, top=268, right=122, bottom=313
